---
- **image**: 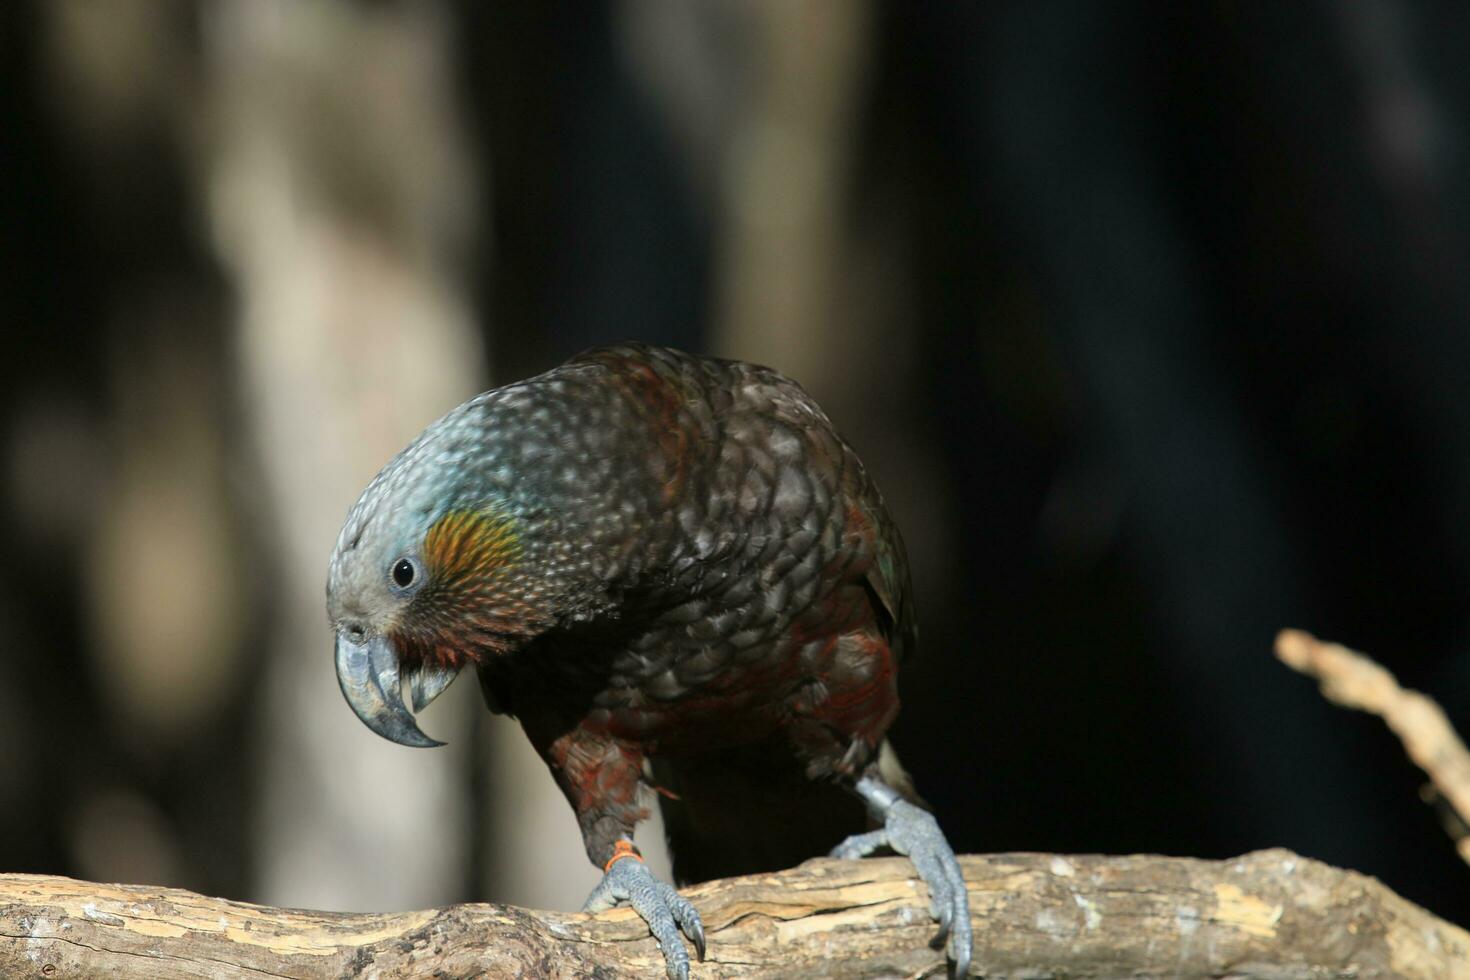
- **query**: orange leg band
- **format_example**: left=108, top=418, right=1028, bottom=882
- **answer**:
left=604, top=839, right=644, bottom=873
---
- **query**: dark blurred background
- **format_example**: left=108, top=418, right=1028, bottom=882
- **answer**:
left=4, top=0, right=1470, bottom=930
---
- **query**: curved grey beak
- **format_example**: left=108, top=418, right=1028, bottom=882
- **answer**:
left=334, top=632, right=451, bottom=748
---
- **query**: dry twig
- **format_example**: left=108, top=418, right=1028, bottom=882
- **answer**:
left=1276, top=627, right=1470, bottom=864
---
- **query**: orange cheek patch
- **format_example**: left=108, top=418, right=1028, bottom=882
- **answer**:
left=422, top=508, right=523, bottom=589
left=396, top=507, right=530, bottom=667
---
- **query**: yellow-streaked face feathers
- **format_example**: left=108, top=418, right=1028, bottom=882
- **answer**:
left=422, top=507, right=522, bottom=594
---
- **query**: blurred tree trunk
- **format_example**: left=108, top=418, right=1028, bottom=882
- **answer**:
left=197, top=0, right=484, bottom=913
left=621, top=0, right=954, bottom=614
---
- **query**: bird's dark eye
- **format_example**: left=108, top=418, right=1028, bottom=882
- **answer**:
left=391, top=557, right=418, bottom=590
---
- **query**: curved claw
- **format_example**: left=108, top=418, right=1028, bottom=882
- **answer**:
left=583, top=855, right=704, bottom=980
left=668, top=891, right=706, bottom=962
left=848, top=777, right=973, bottom=978
left=334, top=632, right=444, bottom=748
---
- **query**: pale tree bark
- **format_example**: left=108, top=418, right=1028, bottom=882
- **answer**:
left=198, top=0, right=484, bottom=914
left=196, top=0, right=682, bottom=917
left=4, top=850, right=1466, bottom=979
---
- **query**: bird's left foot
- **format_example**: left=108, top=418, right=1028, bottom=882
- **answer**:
left=582, top=841, right=705, bottom=980
left=831, top=776, right=972, bottom=978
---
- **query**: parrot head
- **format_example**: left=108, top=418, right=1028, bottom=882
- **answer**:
left=326, top=388, right=604, bottom=748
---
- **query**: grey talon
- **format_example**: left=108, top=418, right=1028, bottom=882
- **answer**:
left=831, top=776, right=973, bottom=977
left=582, top=852, right=704, bottom=980
left=690, top=919, right=707, bottom=961
left=671, top=894, right=706, bottom=961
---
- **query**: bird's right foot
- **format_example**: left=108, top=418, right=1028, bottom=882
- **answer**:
left=582, top=841, right=706, bottom=980
left=832, top=776, right=972, bottom=978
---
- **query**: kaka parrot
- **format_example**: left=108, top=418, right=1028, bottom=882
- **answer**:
left=327, top=344, right=971, bottom=978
